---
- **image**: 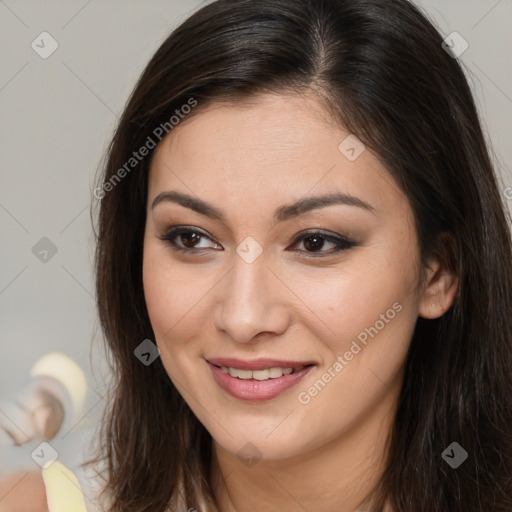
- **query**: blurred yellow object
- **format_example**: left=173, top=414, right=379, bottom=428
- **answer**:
left=41, top=460, right=87, bottom=512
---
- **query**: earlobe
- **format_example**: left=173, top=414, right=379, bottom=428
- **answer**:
left=418, top=261, right=458, bottom=319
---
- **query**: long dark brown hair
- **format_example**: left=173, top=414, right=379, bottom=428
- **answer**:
left=87, top=0, right=512, bottom=510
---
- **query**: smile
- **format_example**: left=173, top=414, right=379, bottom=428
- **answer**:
left=219, top=366, right=296, bottom=380
left=206, top=358, right=315, bottom=402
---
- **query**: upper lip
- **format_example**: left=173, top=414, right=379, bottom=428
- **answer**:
left=206, top=357, right=315, bottom=371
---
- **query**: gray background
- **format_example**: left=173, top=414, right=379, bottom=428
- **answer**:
left=1, top=0, right=511, bottom=498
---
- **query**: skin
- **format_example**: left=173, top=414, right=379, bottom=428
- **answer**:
left=0, top=470, right=47, bottom=512
left=142, top=92, right=457, bottom=512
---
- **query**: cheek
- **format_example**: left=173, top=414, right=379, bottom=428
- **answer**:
left=142, top=251, right=193, bottom=385
left=142, top=240, right=201, bottom=335
left=307, top=247, right=419, bottom=354
left=142, top=241, right=217, bottom=370
left=142, top=256, right=172, bottom=335
left=142, top=239, right=186, bottom=354
left=293, top=252, right=419, bottom=440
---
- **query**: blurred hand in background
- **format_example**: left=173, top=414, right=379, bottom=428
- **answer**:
left=0, top=469, right=47, bottom=512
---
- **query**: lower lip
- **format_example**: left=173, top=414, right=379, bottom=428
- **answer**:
left=207, top=362, right=314, bottom=402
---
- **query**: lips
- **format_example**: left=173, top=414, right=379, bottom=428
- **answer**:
left=206, top=357, right=315, bottom=371
left=206, top=357, right=316, bottom=402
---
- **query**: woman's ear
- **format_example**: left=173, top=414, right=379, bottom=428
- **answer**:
left=418, top=256, right=458, bottom=319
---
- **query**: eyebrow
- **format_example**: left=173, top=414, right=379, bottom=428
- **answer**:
left=151, top=190, right=374, bottom=222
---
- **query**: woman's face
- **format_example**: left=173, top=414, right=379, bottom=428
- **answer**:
left=142, top=93, right=444, bottom=461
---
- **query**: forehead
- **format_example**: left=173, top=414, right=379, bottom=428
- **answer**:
left=152, top=93, right=341, bottom=174
left=147, top=93, right=408, bottom=219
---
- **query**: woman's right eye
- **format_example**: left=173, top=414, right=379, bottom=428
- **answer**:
left=158, top=226, right=222, bottom=253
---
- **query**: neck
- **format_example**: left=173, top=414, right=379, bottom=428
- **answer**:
left=210, top=382, right=399, bottom=512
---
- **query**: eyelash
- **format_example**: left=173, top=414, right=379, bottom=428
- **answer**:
left=158, top=226, right=356, bottom=258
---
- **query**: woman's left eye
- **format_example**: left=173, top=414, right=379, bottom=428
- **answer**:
left=289, top=231, right=356, bottom=257
left=158, top=227, right=355, bottom=257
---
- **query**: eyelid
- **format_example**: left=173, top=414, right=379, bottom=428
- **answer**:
left=158, top=225, right=221, bottom=251
left=158, top=225, right=356, bottom=256
left=288, top=229, right=356, bottom=257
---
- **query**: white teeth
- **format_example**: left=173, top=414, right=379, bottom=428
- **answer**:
left=269, top=367, right=283, bottom=378
left=220, top=366, right=297, bottom=380
left=237, top=369, right=253, bottom=379
left=253, top=369, right=269, bottom=380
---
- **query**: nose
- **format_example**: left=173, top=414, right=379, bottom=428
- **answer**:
left=213, top=253, right=291, bottom=344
